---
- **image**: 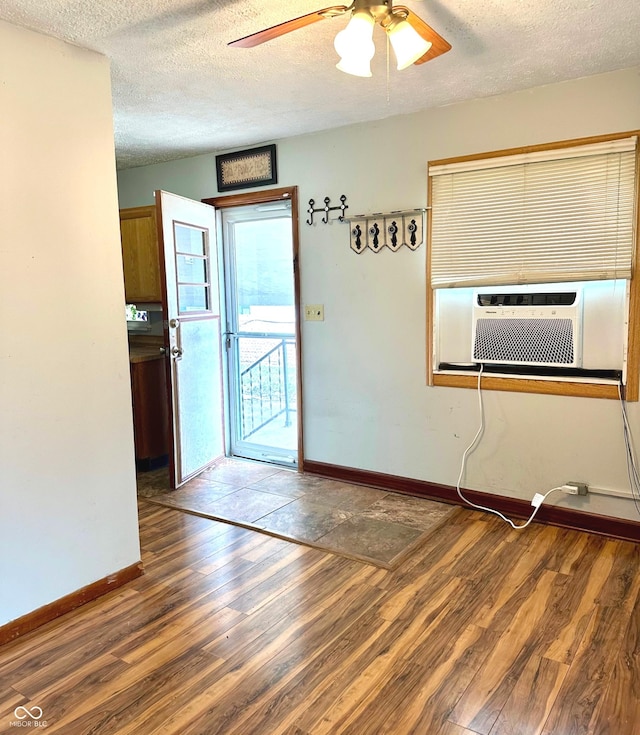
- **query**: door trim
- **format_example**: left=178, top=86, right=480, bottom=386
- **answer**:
left=202, top=186, right=304, bottom=471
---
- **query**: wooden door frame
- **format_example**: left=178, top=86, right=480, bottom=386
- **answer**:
left=202, top=186, right=305, bottom=471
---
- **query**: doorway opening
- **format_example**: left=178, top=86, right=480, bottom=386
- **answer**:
left=221, top=203, right=298, bottom=466
left=204, top=187, right=302, bottom=470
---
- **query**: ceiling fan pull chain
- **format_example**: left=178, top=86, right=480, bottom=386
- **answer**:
left=386, top=32, right=391, bottom=105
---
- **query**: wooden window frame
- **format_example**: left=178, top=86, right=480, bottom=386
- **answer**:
left=427, top=131, right=640, bottom=401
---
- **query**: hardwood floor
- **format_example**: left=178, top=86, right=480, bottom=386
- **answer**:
left=1, top=499, right=639, bottom=734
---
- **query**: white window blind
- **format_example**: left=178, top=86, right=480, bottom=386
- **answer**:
left=429, top=137, right=637, bottom=288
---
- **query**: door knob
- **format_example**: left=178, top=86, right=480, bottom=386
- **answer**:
left=171, top=346, right=183, bottom=357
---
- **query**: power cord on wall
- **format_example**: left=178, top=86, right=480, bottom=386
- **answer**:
left=455, top=364, right=564, bottom=529
left=617, top=381, right=640, bottom=516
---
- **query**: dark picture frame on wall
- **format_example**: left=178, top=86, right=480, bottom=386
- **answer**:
left=215, top=144, right=278, bottom=192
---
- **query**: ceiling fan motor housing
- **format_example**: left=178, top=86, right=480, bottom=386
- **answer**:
left=353, top=0, right=394, bottom=22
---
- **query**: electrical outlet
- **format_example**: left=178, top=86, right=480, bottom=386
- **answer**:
left=560, top=482, right=588, bottom=496
left=304, top=304, right=324, bottom=321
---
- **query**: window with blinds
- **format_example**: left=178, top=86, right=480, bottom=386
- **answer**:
left=427, top=133, right=640, bottom=400
left=429, top=137, right=637, bottom=289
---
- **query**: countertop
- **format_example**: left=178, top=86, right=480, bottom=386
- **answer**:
left=129, top=344, right=165, bottom=364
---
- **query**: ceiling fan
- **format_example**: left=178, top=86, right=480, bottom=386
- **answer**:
left=229, top=0, right=451, bottom=77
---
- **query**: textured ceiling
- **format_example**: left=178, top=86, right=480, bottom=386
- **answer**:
left=2, top=0, right=639, bottom=169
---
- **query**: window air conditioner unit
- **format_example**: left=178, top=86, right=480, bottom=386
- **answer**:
left=471, top=289, right=583, bottom=368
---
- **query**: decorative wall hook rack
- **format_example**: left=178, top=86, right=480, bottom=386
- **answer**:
left=306, top=195, right=348, bottom=225
left=345, top=208, right=427, bottom=254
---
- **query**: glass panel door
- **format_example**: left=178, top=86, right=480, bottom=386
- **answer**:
left=222, top=203, right=297, bottom=466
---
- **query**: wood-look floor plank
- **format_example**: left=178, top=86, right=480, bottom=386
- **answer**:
left=0, top=587, right=140, bottom=672
left=533, top=525, right=584, bottom=572
left=432, top=724, right=484, bottom=735
left=152, top=583, right=386, bottom=735
left=202, top=555, right=371, bottom=661
left=194, top=532, right=284, bottom=573
left=245, top=580, right=479, bottom=735
left=372, top=509, right=478, bottom=590
left=141, top=521, right=244, bottom=566
left=136, top=506, right=211, bottom=542
left=397, top=625, right=503, bottom=734
left=326, top=623, right=497, bottom=735
left=227, top=547, right=328, bottom=615
left=595, top=539, right=640, bottom=609
left=198, top=588, right=390, bottom=735
left=2, top=495, right=639, bottom=735
left=0, top=591, right=143, bottom=691
left=589, top=581, right=640, bottom=735
left=192, top=592, right=390, bottom=735
left=141, top=526, right=256, bottom=577
left=403, top=627, right=503, bottom=735
left=549, top=550, right=640, bottom=735
left=489, top=656, right=568, bottom=735
left=294, top=577, right=469, bottom=734
left=112, top=602, right=245, bottom=664
left=112, top=547, right=315, bottom=663
left=241, top=604, right=395, bottom=735
left=377, top=549, right=466, bottom=623
left=44, top=649, right=224, bottom=734
left=238, top=534, right=299, bottom=564
left=0, top=687, right=28, bottom=725
left=4, top=567, right=231, bottom=697
left=473, top=532, right=570, bottom=631
left=15, top=654, right=131, bottom=730
left=552, top=531, right=591, bottom=575
left=540, top=602, right=632, bottom=735
left=450, top=569, right=559, bottom=734
left=201, top=543, right=314, bottom=612
left=446, top=518, right=517, bottom=582
left=543, top=537, right=617, bottom=665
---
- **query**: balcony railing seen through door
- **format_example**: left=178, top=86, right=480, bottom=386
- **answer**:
left=239, top=337, right=297, bottom=441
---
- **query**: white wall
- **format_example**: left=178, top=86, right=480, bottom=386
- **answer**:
left=118, top=67, right=640, bottom=522
left=0, top=21, right=141, bottom=625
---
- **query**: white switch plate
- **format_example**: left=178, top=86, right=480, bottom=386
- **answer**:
left=304, top=304, right=324, bottom=321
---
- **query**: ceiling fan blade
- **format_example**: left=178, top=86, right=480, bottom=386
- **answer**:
left=394, top=6, right=451, bottom=64
left=229, top=5, right=350, bottom=48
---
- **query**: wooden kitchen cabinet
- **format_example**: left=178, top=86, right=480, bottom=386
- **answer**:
left=120, top=205, right=162, bottom=302
left=130, top=355, right=170, bottom=469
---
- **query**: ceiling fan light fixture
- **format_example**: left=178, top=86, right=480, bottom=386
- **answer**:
left=334, top=10, right=375, bottom=77
left=386, top=15, right=432, bottom=70
left=336, top=56, right=373, bottom=77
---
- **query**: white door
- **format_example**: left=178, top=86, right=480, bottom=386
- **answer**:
left=156, top=190, right=224, bottom=488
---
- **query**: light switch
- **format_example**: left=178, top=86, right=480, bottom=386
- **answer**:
left=304, top=304, right=324, bottom=321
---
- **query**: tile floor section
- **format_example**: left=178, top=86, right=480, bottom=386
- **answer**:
left=137, top=458, right=457, bottom=568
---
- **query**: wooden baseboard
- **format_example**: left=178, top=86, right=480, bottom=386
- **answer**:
left=0, top=561, right=144, bottom=646
left=304, top=460, right=640, bottom=543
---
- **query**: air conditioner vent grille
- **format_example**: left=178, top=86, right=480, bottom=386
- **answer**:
left=473, top=318, right=575, bottom=365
